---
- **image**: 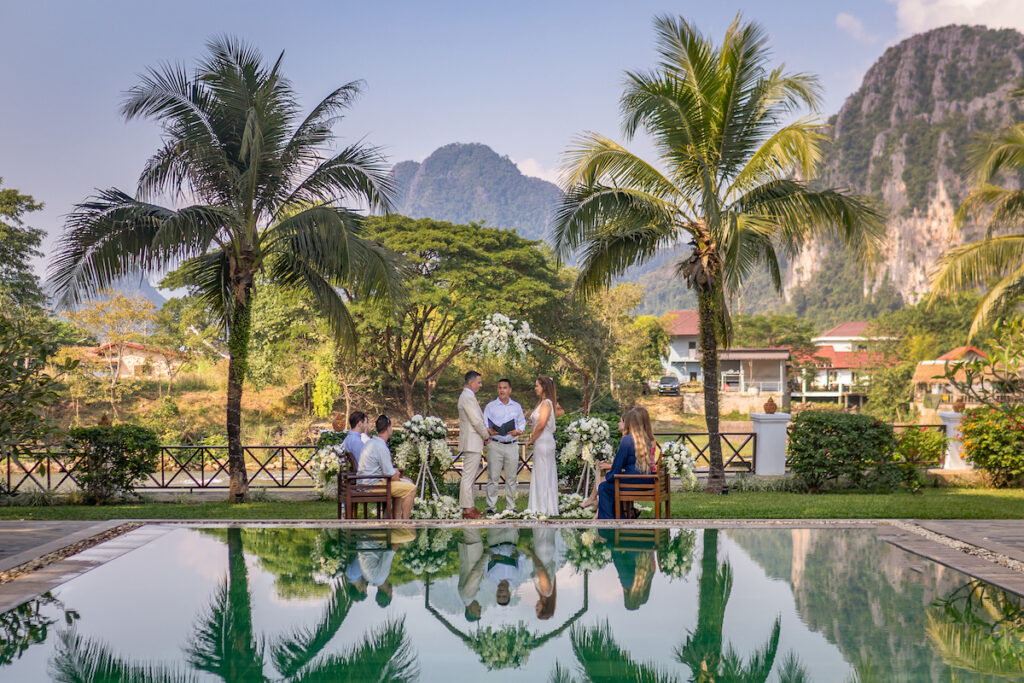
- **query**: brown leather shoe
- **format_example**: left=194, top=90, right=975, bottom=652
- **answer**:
left=462, top=508, right=482, bottom=519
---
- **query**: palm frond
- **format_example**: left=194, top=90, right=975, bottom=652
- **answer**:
left=776, top=651, right=812, bottom=683
left=52, top=630, right=195, bottom=683
left=270, top=582, right=352, bottom=678
left=926, top=612, right=1024, bottom=676
left=290, top=619, right=418, bottom=683
left=277, top=142, right=396, bottom=217
left=930, top=234, right=1024, bottom=303
left=955, top=184, right=1024, bottom=234
left=569, top=621, right=679, bottom=683
left=969, top=122, right=1024, bottom=184
left=48, top=190, right=232, bottom=308
left=266, top=252, right=359, bottom=347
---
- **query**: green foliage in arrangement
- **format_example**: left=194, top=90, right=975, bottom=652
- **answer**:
left=787, top=411, right=917, bottom=492
left=960, top=406, right=1024, bottom=487
left=65, top=424, right=160, bottom=504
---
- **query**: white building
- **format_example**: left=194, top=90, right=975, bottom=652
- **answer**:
left=795, top=321, right=885, bottom=406
left=660, top=310, right=789, bottom=393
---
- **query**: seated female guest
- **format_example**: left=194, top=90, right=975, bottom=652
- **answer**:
left=596, top=410, right=653, bottom=519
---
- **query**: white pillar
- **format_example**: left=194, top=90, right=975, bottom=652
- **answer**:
left=751, top=412, right=790, bottom=475
left=938, top=411, right=970, bottom=469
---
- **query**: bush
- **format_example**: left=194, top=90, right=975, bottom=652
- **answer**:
left=787, top=411, right=914, bottom=492
left=554, top=412, right=621, bottom=489
left=895, top=426, right=946, bottom=466
left=66, top=425, right=160, bottom=504
left=960, top=406, right=1024, bottom=487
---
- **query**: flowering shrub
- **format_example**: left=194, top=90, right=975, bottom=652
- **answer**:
left=562, top=528, right=612, bottom=572
left=401, top=528, right=454, bottom=576
left=895, top=426, right=946, bottom=467
left=657, top=529, right=696, bottom=580
left=411, top=495, right=461, bottom=519
left=465, top=313, right=535, bottom=359
left=786, top=411, right=909, bottom=492
left=660, top=441, right=697, bottom=488
left=558, top=417, right=615, bottom=470
left=960, top=406, right=1024, bottom=486
left=491, top=507, right=549, bottom=520
left=469, top=623, right=537, bottom=670
left=393, top=415, right=452, bottom=472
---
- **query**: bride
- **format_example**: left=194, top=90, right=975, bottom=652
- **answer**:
left=525, top=376, right=559, bottom=516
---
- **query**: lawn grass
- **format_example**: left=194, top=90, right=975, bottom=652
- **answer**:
left=2, top=488, right=1023, bottom=520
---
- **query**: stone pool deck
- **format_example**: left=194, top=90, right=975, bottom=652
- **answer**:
left=2, top=518, right=1024, bottom=611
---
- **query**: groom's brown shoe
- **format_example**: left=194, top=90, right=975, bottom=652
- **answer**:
left=462, top=507, right=482, bottom=519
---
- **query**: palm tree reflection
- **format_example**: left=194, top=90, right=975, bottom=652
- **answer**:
left=52, top=527, right=418, bottom=682
left=676, top=529, right=781, bottom=682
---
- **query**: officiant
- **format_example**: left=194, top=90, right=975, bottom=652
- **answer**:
left=483, top=378, right=527, bottom=514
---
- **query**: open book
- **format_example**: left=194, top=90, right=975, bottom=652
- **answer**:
left=487, top=418, right=516, bottom=436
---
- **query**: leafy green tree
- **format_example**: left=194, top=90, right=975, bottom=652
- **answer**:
left=0, top=316, right=77, bottom=463
left=355, top=216, right=566, bottom=416
left=0, top=179, right=46, bottom=314
left=864, top=361, right=916, bottom=423
left=553, top=15, right=884, bottom=491
left=931, top=114, right=1024, bottom=337
left=609, top=314, right=669, bottom=402
left=50, top=38, right=403, bottom=500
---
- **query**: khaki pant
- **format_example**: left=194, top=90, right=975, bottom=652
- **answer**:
left=460, top=450, right=482, bottom=508
left=486, top=440, right=519, bottom=510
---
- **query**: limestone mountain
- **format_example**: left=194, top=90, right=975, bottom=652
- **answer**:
left=786, top=24, right=1024, bottom=305
left=389, top=142, right=561, bottom=242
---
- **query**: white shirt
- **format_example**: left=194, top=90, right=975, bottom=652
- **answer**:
left=483, top=397, right=526, bottom=444
left=357, top=436, right=396, bottom=483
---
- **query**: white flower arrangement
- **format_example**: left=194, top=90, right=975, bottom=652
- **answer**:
left=470, top=623, right=537, bottom=670
left=558, top=417, right=614, bottom=469
left=661, top=440, right=697, bottom=488
left=310, top=444, right=344, bottom=496
left=394, top=415, right=452, bottom=472
left=465, top=313, right=536, bottom=360
left=557, top=493, right=592, bottom=519
left=561, top=528, right=612, bottom=572
left=491, top=507, right=548, bottom=520
left=410, top=495, right=461, bottom=520
left=657, top=529, right=697, bottom=580
left=401, top=528, right=454, bottom=576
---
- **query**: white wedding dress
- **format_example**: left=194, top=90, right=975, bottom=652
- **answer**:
left=528, top=399, right=559, bottom=515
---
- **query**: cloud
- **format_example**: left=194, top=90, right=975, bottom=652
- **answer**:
left=514, top=158, right=561, bottom=185
left=889, top=0, right=1024, bottom=34
left=836, top=12, right=877, bottom=42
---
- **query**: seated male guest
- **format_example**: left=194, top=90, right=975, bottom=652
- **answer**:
left=342, top=410, right=370, bottom=466
left=357, top=415, right=416, bottom=519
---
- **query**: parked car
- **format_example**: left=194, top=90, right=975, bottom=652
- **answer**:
left=657, top=375, right=680, bottom=395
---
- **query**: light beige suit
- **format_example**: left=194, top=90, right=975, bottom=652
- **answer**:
left=457, top=386, right=489, bottom=508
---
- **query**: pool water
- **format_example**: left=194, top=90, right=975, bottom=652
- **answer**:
left=1, top=525, right=1022, bottom=681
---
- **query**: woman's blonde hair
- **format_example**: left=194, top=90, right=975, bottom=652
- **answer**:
left=633, top=406, right=659, bottom=468
left=623, top=409, right=651, bottom=474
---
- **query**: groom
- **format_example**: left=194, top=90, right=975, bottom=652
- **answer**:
left=458, top=371, right=489, bottom=519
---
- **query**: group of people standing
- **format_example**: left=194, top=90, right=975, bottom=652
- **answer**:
left=337, top=370, right=659, bottom=520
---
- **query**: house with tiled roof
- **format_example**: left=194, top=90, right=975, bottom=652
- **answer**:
left=658, top=310, right=790, bottom=394
left=913, top=347, right=988, bottom=406
left=795, top=321, right=891, bottom=406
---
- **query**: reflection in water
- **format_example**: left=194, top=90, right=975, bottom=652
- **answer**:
left=4, top=526, right=1024, bottom=681
left=927, top=579, right=1024, bottom=677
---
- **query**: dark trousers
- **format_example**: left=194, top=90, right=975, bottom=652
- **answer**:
left=597, top=480, right=616, bottom=519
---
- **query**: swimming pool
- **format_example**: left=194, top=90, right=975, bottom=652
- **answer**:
left=1, top=525, right=1021, bottom=681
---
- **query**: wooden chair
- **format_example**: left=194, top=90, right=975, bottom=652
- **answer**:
left=337, top=452, right=394, bottom=520
left=612, top=468, right=671, bottom=519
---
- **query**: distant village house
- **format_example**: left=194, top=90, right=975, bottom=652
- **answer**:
left=92, top=342, right=184, bottom=379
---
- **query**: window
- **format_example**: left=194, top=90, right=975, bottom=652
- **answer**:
left=688, top=341, right=696, bottom=350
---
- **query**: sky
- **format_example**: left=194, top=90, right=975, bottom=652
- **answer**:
left=3, top=0, right=1024, bottom=278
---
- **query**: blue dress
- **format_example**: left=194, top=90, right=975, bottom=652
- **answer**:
left=597, top=434, right=651, bottom=519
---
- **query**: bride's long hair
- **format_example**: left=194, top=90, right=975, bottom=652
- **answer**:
left=623, top=409, right=652, bottom=474
left=535, top=376, right=557, bottom=407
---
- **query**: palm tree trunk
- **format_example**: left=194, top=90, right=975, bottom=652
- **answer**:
left=226, top=292, right=252, bottom=501
left=698, top=288, right=726, bottom=493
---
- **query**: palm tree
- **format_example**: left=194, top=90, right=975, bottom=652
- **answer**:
left=49, top=37, right=403, bottom=500
left=553, top=14, right=884, bottom=492
left=556, top=621, right=679, bottom=682
left=931, top=118, right=1024, bottom=337
left=676, top=530, right=781, bottom=682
